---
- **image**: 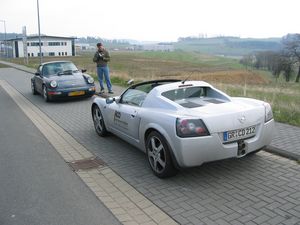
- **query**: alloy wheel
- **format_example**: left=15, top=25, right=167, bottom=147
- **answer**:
left=147, top=136, right=167, bottom=174
left=92, top=106, right=107, bottom=136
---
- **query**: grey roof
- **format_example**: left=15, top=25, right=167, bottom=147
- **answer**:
left=7, top=35, right=76, bottom=41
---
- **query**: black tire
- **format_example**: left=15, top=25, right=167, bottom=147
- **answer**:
left=146, top=131, right=178, bottom=178
left=31, top=80, right=38, bottom=95
left=92, top=105, right=108, bottom=137
left=43, top=85, right=50, bottom=102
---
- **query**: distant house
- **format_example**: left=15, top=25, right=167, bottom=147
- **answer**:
left=75, top=43, right=95, bottom=51
left=7, top=35, right=76, bottom=58
left=142, top=43, right=174, bottom=52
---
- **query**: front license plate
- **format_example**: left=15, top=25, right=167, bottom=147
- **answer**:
left=68, top=91, right=85, bottom=96
left=223, top=125, right=256, bottom=142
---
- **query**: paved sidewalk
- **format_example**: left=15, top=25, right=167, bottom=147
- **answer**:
left=1, top=60, right=300, bottom=161
left=268, top=123, right=300, bottom=160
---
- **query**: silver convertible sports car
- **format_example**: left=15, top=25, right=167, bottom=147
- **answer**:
left=91, top=79, right=274, bottom=178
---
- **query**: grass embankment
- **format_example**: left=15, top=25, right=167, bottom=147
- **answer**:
left=0, top=63, right=9, bottom=68
left=8, top=51, right=300, bottom=126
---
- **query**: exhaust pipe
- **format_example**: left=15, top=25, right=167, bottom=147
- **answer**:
left=238, top=140, right=246, bottom=156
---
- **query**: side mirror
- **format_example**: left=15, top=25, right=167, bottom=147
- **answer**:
left=106, top=97, right=115, bottom=104
left=81, top=69, right=87, bottom=73
left=35, top=72, right=40, bottom=76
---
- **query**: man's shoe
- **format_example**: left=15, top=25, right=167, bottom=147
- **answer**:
left=108, top=90, right=114, bottom=94
left=99, top=89, right=105, bottom=94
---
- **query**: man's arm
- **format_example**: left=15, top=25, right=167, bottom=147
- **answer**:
left=93, top=52, right=99, bottom=63
left=103, top=50, right=110, bottom=62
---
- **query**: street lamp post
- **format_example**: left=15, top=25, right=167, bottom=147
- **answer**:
left=0, top=20, right=7, bottom=58
left=37, top=0, right=42, bottom=64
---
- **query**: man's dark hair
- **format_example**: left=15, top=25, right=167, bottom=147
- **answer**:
left=96, top=42, right=103, bottom=47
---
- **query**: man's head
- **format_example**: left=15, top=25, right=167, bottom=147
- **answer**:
left=97, top=42, right=104, bottom=51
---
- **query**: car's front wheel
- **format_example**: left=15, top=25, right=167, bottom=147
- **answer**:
left=43, top=85, right=50, bottom=102
left=92, top=105, right=108, bottom=137
left=146, top=131, right=178, bottom=178
left=31, top=81, right=38, bottom=95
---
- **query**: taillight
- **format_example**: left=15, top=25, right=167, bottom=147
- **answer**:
left=176, top=118, right=209, bottom=138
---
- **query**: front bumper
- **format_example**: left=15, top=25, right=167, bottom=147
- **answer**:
left=48, top=86, right=96, bottom=99
left=173, top=119, right=275, bottom=167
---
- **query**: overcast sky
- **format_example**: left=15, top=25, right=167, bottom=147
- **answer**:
left=1, top=0, right=299, bottom=41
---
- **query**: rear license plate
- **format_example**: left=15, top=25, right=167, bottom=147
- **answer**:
left=223, top=125, right=256, bottom=142
left=68, top=91, right=85, bottom=96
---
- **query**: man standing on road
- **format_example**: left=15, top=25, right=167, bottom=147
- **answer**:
left=93, top=43, right=113, bottom=94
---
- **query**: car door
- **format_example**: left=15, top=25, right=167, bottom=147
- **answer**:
left=108, top=89, right=146, bottom=141
left=34, top=65, right=44, bottom=93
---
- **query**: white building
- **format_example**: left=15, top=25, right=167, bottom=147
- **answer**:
left=8, top=35, right=76, bottom=58
left=142, top=43, right=174, bottom=52
left=76, top=43, right=94, bottom=51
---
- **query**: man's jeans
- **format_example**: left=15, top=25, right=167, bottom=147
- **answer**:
left=97, top=66, right=112, bottom=91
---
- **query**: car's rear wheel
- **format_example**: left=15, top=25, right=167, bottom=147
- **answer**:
left=31, top=81, right=38, bottom=95
left=92, top=105, right=107, bottom=136
left=146, top=131, right=178, bottom=178
left=43, top=85, right=50, bottom=102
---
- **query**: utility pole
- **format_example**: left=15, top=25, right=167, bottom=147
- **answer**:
left=37, top=0, right=42, bottom=64
left=0, top=20, right=7, bottom=58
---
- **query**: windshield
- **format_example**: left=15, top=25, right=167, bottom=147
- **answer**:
left=42, top=62, right=78, bottom=76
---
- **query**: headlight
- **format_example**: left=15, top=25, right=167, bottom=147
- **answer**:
left=176, top=118, right=210, bottom=138
left=264, top=103, right=273, bottom=122
left=87, top=77, right=94, bottom=84
left=50, top=80, right=58, bottom=88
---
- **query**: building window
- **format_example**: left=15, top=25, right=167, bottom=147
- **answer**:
left=62, top=52, right=64, bottom=56
left=28, top=53, right=30, bottom=57
left=49, top=52, right=55, bottom=56
left=48, top=42, right=61, bottom=46
left=65, top=52, right=67, bottom=56
left=37, top=53, right=44, bottom=56
left=65, top=42, right=67, bottom=45
left=31, top=53, right=34, bottom=57
left=58, top=52, right=61, bottom=56
left=30, top=42, right=43, bottom=46
left=27, top=43, right=29, bottom=46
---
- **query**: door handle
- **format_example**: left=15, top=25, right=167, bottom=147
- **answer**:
left=130, top=114, right=136, bottom=118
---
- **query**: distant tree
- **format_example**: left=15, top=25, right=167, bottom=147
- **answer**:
left=240, top=54, right=255, bottom=69
left=282, top=34, right=300, bottom=82
left=240, top=50, right=294, bottom=82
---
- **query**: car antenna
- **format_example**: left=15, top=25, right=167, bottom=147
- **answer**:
left=182, top=71, right=193, bottom=84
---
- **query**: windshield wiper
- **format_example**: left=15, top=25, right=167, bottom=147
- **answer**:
left=57, top=70, right=73, bottom=76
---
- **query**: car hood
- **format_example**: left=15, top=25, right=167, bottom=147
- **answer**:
left=49, top=73, right=88, bottom=88
left=181, top=98, right=265, bottom=133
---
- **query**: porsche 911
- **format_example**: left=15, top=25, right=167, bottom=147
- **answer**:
left=31, top=61, right=96, bottom=101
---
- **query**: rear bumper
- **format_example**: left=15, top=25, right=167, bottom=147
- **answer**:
left=173, top=119, right=275, bottom=167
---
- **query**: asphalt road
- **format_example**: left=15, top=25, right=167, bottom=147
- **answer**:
left=0, top=85, right=120, bottom=225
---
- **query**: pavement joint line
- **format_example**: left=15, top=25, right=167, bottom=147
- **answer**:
left=0, top=80, right=179, bottom=225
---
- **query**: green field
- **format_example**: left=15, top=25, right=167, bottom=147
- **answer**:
left=7, top=50, right=300, bottom=126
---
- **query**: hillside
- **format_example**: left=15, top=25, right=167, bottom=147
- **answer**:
left=175, top=37, right=282, bottom=56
